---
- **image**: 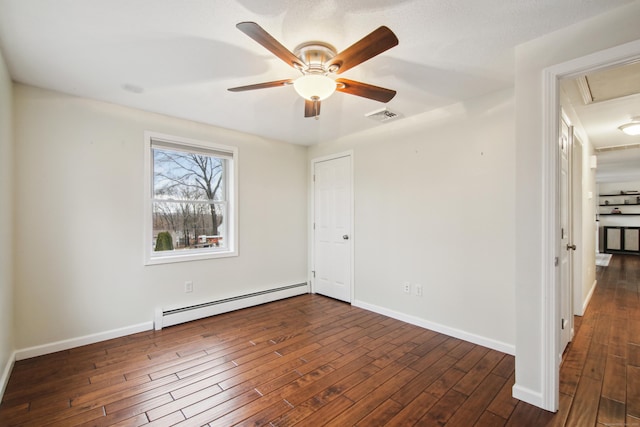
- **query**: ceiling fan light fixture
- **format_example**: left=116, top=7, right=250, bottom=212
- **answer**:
left=619, top=116, right=640, bottom=136
left=293, top=74, right=336, bottom=101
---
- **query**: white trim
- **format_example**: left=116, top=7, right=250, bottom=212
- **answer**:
left=541, top=65, right=561, bottom=412
left=353, top=299, right=515, bottom=356
left=539, top=38, right=640, bottom=412
left=582, top=279, right=598, bottom=315
left=310, top=150, right=355, bottom=303
left=15, top=322, right=153, bottom=361
left=143, top=131, right=239, bottom=266
left=0, top=351, right=16, bottom=401
left=512, top=384, right=544, bottom=409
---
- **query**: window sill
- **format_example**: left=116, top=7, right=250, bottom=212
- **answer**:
left=145, top=249, right=238, bottom=265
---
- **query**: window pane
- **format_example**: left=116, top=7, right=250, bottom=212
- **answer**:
left=152, top=202, right=226, bottom=251
left=153, top=147, right=225, bottom=202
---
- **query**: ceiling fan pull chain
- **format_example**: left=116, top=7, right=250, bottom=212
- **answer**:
left=313, top=97, right=320, bottom=120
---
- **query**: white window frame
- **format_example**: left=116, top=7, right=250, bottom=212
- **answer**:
left=144, top=131, right=238, bottom=265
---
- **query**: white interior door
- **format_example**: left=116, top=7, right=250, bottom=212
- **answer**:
left=559, top=117, right=574, bottom=356
left=313, top=155, right=352, bottom=303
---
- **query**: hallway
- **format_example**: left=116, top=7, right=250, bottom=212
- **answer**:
left=553, top=254, right=640, bottom=425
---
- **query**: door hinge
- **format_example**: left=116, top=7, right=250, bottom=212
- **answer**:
left=561, top=318, right=566, bottom=330
left=555, top=257, right=559, bottom=267
left=311, top=270, right=316, bottom=278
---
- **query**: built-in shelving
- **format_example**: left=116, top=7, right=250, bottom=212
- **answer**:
left=598, top=191, right=640, bottom=217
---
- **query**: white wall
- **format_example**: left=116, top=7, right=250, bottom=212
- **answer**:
left=579, top=138, right=597, bottom=313
left=0, top=47, right=14, bottom=396
left=13, top=84, right=308, bottom=351
left=514, top=1, right=640, bottom=409
left=309, top=88, right=516, bottom=352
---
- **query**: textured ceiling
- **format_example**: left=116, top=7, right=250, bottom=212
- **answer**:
left=0, top=0, right=636, bottom=145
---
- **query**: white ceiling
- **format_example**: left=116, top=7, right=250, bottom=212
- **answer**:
left=0, top=0, right=636, bottom=146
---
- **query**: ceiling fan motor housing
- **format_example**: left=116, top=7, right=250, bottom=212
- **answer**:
left=293, top=42, right=338, bottom=75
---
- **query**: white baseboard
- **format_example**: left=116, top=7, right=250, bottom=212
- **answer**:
left=15, top=322, right=153, bottom=361
left=0, top=350, right=16, bottom=402
left=512, top=383, right=544, bottom=409
left=582, top=279, right=597, bottom=315
left=352, top=299, right=515, bottom=355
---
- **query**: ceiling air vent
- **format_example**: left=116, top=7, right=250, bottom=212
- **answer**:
left=365, top=107, right=400, bottom=123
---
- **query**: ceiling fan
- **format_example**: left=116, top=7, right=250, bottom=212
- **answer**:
left=228, top=22, right=399, bottom=119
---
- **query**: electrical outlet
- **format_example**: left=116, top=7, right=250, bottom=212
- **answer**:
left=184, top=281, right=193, bottom=293
left=415, top=284, right=422, bottom=297
left=403, top=282, right=411, bottom=294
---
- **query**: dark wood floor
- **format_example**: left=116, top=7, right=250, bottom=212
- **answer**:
left=0, top=254, right=638, bottom=426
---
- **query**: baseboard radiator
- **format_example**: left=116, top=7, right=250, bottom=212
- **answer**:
left=154, top=282, right=309, bottom=330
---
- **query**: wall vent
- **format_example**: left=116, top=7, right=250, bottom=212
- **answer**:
left=595, top=143, right=640, bottom=152
left=365, top=107, right=401, bottom=123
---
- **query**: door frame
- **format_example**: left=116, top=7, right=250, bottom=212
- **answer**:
left=571, top=133, right=584, bottom=318
left=541, top=39, right=640, bottom=411
left=310, top=150, right=355, bottom=302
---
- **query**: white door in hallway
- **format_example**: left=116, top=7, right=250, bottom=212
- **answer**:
left=313, top=154, right=352, bottom=303
left=559, top=116, right=574, bottom=356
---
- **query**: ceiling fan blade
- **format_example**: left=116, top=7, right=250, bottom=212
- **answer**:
left=305, top=99, right=321, bottom=118
left=228, top=79, right=293, bottom=92
left=328, top=26, right=398, bottom=74
left=336, top=78, right=396, bottom=103
left=236, top=22, right=304, bottom=69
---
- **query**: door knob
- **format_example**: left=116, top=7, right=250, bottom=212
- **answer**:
left=566, top=244, right=576, bottom=250
left=343, top=235, right=349, bottom=240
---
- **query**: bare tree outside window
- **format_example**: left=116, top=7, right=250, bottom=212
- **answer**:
left=152, top=147, right=227, bottom=252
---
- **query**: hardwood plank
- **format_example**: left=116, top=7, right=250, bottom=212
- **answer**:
left=601, top=354, right=626, bottom=403
left=564, top=361, right=604, bottom=425
left=324, top=367, right=419, bottom=426
left=455, top=346, right=490, bottom=372
left=505, top=401, right=555, bottom=426
left=629, top=365, right=640, bottom=419
left=475, top=410, right=507, bottom=427
left=416, top=389, right=467, bottom=426
left=100, top=394, right=173, bottom=426
left=145, top=384, right=222, bottom=421
left=446, top=373, right=506, bottom=426
left=486, top=373, right=519, bottom=420
left=629, top=343, right=640, bottom=367
left=390, top=355, right=457, bottom=405
left=271, top=395, right=354, bottom=427
left=385, top=391, right=438, bottom=426
left=492, top=355, right=515, bottom=379
left=582, top=342, right=607, bottom=381
left=608, top=315, right=628, bottom=358
left=544, top=392, right=573, bottom=427
left=453, top=350, right=504, bottom=396
left=597, top=396, right=626, bottom=427
left=354, top=398, right=403, bottom=426
left=628, top=414, right=640, bottom=427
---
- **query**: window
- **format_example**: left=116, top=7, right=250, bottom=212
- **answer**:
left=144, top=132, right=237, bottom=265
